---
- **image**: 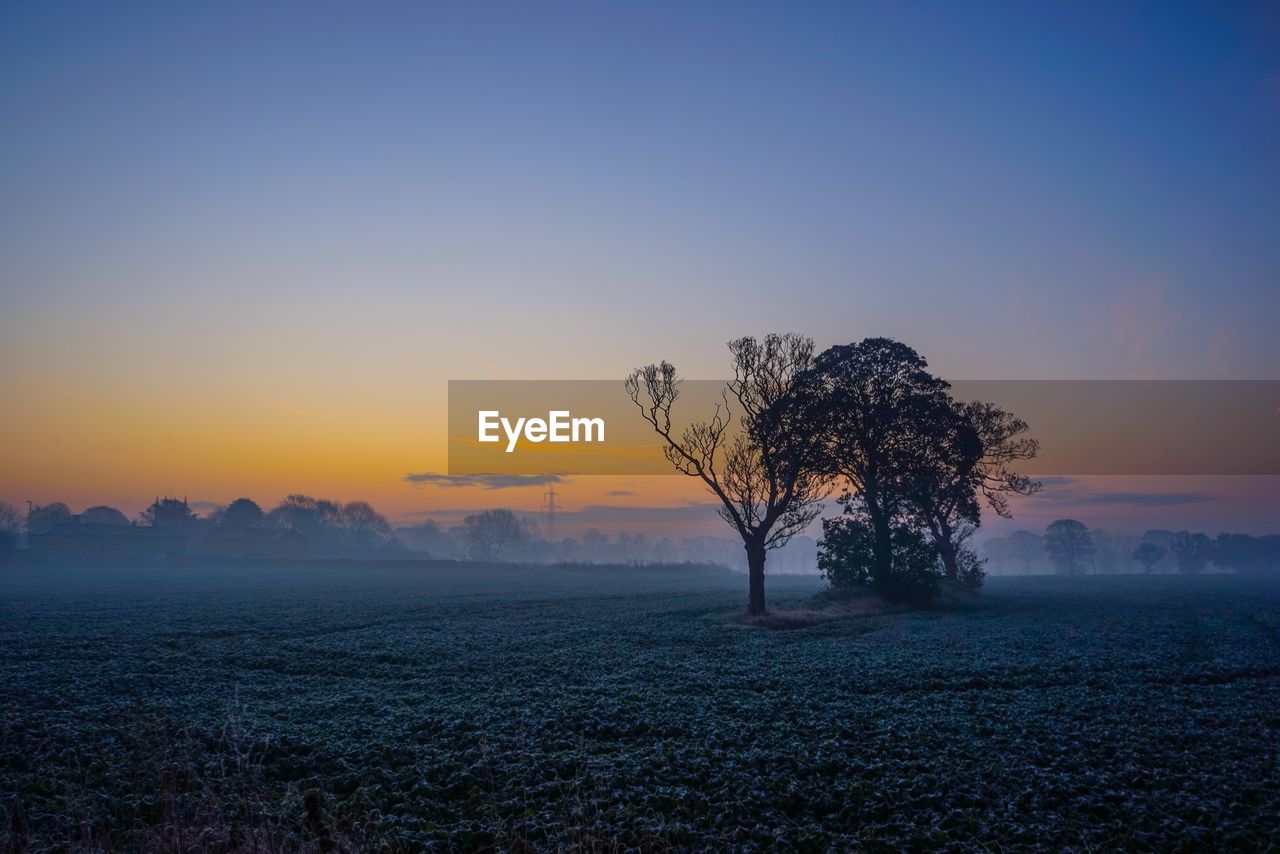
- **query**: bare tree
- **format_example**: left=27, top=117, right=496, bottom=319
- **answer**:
left=461, top=509, right=530, bottom=562
left=626, top=334, right=828, bottom=615
left=339, top=501, right=393, bottom=551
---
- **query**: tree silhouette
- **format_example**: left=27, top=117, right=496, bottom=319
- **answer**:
left=0, top=502, right=21, bottom=560
left=802, top=338, right=953, bottom=582
left=140, top=497, right=198, bottom=532
left=27, top=502, right=72, bottom=534
left=1132, top=542, right=1166, bottom=574
left=221, top=498, right=264, bottom=528
left=1172, top=531, right=1211, bottom=574
left=461, top=509, right=530, bottom=562
left=1045, top=519, right=1095, bottom=575
left=81, top=505, right=130, bottom=526
left=906, top=400, right=1040, bottom=582
left=268, top=495, right=342, bottom=544
left=339, top=501, right=393, bottom=551
left=627, top=334, right=828, bottom=615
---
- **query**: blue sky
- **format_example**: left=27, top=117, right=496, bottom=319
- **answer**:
left=1, top=1, right=1278, bottom=525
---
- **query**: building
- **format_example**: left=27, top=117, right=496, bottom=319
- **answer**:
left=29, top=523, right=186, bottom=563
left=202, top=527, right=308, bottom=559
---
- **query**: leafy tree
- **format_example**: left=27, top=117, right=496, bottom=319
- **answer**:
left=802, top=338, right=954, bottom=583
left=266, top=495, right=396, bottom=555
left=81, top=505, right=130, bottom=526
left=141, top=497, right=198, bottom=531
left=952, top=545, right=988, bottom=588
left=627, top=334, right=828, bottom=615
left=1044, top=519, right=1095, bottom=575
left=1132, top=542, right=1166, bottom=574
left=268, top=494, right=342, bottom=543
left=962, top=401, right=1043, bottom=518
left=26, top=502, right=72, bottom=534
left=898, top=403, right=983, bottom=581
left=901, top=400, right=1040, bottom=584
left=817, top=506, right=942, bottom=603
left=460, top=509, right=530, bottom=562
left=1006, top=530, right=1044, bottom=572
left=1209, top=533, right=1280, bottom=575
left=1172, top=531, right=1211, bottom=574
left=221, top=498, right=264, bottom=528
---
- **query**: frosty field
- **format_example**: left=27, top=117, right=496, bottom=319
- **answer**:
left=2, top=562, right=1278, bottom=850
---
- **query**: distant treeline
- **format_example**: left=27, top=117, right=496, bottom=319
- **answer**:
left=982, top=520, right=1280, bottom=576
left=4, top=496, right=402, bottom=561
left=0, top=498, right=819, bottom=570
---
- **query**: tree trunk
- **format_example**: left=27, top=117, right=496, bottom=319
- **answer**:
left=934, top=521, right=958, bottom=580
left=937, top=538, right=959, bottom=581
left=870, top=509, right=893, bottom=581
left=746, top=539, right=767, bottom=615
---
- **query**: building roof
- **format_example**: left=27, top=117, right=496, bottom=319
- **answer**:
left=33, top=523, right=185, bottom=539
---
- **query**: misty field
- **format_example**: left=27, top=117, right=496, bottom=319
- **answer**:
left=2, top=563, right=1278, bottom=850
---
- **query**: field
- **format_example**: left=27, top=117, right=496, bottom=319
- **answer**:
left=2, top=562, right=1278, bottom=850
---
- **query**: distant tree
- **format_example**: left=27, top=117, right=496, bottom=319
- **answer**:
left=141, top=497, right=198, bottom=531
left=81, top=505, right=130, bottom=526
left=1044, top=519, right=1095, bottom=575
left=1006, top=530, right=1045, bottom=573
left=26, top=502, right=72, bottom=534
left=1211, top=533, right=1251, bottom=573
left=1132, top=542, right=1166, bottom=574
left=581, top=528, right=610, bottom=560
left=221, top=498, right=264, bottom=528
left=267, top=495, right=342, bottom=545
left=981, top=537, right=1011, bottom=573
left=0, top=501, right=21, bottom=559
left=394, top=520, right=461, bottom=557
left=339, top=501, right=393, bottom=551
left=1172, top=531, right=1212, bottom=574
left=1209, top=533, right=1280, bottom=575
left=460, top=509, right=530, bottom=562
left=627, top=333, right=828, bottom=615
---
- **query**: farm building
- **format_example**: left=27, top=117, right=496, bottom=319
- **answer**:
left=29, top=523, right=186, bottom=563
left=202, top=526, right=308, bottom=559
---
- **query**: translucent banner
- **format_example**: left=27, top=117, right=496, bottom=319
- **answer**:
left=447, top=380, right=1280, bottom=476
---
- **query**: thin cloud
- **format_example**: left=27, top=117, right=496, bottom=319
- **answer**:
left=1078, top=491, right=1212, bottom=507
left=404, top=473, right=566, bottom=490
left=273, top=404, right=320, bottom=417
left=1030, top=482, right=1212, bottom=507
left=188, top=500, right=224, bottom=511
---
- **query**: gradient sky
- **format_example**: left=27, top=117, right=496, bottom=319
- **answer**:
left=2, top=1, right=1278, bottom=533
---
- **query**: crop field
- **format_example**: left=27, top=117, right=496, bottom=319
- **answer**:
left=2, top=562, right=1278, bottom=850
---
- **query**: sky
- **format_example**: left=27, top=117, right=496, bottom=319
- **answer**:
left=1, top=1, right=1278, bottom=535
